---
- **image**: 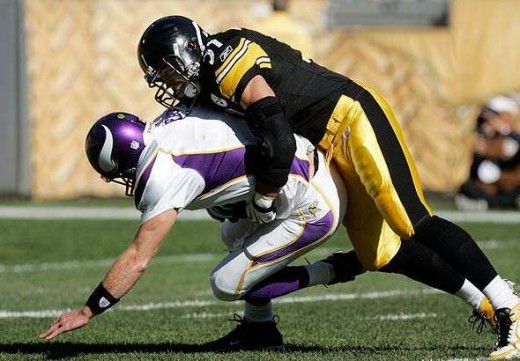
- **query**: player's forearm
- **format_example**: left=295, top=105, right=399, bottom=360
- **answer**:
left=102, top=243, right=151, bottom=299
left=82, top=244, right=150, bottom=317
left=245, top=96, right=296, bottom=189
left=85, top=209, right=178, bottom=315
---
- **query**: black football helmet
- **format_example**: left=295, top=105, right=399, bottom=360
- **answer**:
left=85, top=112, right=146, bottom=196
left=138, top=16, right=209, bottom=111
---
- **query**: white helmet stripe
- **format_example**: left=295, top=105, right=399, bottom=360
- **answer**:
left=192, top=21, right=205, bottom=52
left=99, top=125, right=118, bottom=173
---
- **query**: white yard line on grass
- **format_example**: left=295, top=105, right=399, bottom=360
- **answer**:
left=0, top=207, right=207, bottom=220
left=0, top=288, right=440, bottom=319
left=428, top=358, right=487, bottom=361
left=0, top=239, right=514, bottom=274
left=370, top=312, right=437, bottom=321
left=181, top=311, right=438, bottom=321
left=0, top=206, right=520, bottom=223
left=181, top=312, right=233, bottom=319
left=0, top=253, right=217, bottom=273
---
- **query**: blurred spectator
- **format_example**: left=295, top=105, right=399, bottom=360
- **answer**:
left=253, top=0, right=314, bottom=59
left=455, top=95, right=520, bottom=211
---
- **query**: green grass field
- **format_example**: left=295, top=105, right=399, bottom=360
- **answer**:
left=1, top=209, right=519, bottom=360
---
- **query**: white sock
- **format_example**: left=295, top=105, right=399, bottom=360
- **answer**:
left=304, top=261, right=334, bottom=286
left=483, top=275, right=519, bottom=310
left=244, top=301, right=274, bottom=323
left=455, top=279, right=486, bottom=310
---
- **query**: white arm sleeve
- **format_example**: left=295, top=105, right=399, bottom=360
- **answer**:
left=138, top=153, right=206, bottom=224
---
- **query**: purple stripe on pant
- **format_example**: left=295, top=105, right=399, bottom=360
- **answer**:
left=251, top=210, right=334, bottom=266
left=245, top=211, right=334, bottom=303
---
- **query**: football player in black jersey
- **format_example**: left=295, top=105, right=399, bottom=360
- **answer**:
left=137, top=16, right=520, bottom=359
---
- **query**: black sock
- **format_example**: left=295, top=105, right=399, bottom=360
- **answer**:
left=380, top=239, right=465, bottom=294
left=414, top=216, right=497, bottom=290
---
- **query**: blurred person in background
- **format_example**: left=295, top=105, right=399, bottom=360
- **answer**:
left=137, top=16, right=520, bottom=359
left=253, top=0, right=314, bottom=59
left=455, top=95, right=520, bottom=211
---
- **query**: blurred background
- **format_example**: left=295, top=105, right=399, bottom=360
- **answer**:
left=1, top=0, right=519, bottom=205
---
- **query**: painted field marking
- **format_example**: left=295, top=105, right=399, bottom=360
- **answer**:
left=0, top=253, right=217, bottom=273
left=0, top=288, right=439, bottom=319
left=0, top=206, right=520, bottom=223
left=1, top=238, right=515, bottom=274
left=370, top=312, right=437, bottom=321
left=427, top=358, right=487, bottom=361
left=181, top=311, right=438, bottom=321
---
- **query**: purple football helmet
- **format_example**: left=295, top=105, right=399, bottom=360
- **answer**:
left=85, top=112, right=146, bottom=196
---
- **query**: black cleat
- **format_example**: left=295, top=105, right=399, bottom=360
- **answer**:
left=321, top=250, right=365, bottom=285
left=488, top=305, right=520, bottom=360
left=203, top=314, right=284, bottom=352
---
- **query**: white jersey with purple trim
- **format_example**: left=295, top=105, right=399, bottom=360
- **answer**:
left=135, top=108, right=328, bottom=224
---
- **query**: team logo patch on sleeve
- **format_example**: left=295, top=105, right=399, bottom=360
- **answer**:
left=215, top=38, right=271, bottom=99
left=219, top=45, right=234, bottom=62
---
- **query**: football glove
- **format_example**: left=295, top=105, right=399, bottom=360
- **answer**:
left=245, top=193, right=277, bottom=224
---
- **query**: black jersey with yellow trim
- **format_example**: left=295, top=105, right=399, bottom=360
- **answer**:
left=199, top=28, right=354, bottom=145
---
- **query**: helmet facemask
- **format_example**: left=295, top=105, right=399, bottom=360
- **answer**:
left=145, top=55, right=201, bottom=112
left=139, top=16, right=208, bottom=112
left=101, top=168, right=137, bottom=197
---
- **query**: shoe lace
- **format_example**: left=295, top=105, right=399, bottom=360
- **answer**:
left=221, top=313, right=247, bottom=337
left=228, top=313, right=279, bottom=326
left=468, top=310, right=488, bottom=334
left=494, top=309, right=513, bottom=348
left=231, top=313, right=244, bottom=323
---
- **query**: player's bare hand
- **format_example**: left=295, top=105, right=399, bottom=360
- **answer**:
left=40, top=306, right=93, bottom=341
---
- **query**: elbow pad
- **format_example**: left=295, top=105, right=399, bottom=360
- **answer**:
left=245, top=96, right=296, bottom=188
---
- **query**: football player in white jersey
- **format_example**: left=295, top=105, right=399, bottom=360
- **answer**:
left=41, top=109, right=519, bottom=359
left=40, top=109, right=363, bottom=349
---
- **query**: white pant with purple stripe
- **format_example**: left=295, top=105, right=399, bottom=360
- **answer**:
left=210, top=155, right=347, bottom=301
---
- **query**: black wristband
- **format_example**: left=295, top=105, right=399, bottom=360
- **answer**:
left=85, top=283, right=120, bottom=316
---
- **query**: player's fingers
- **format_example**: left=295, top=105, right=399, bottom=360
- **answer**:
left=39, top=329, right=51, bottom=339
left=40, top=325, right=60, bottom=340
left=43, top=330, right=58, bottom=341
left=50, top=316, right=63, bottom=327
left=40, top=322, right=59, bottom=338
left=44, top=323, right=67, bottom=341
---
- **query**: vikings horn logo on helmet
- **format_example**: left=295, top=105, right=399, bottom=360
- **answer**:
left=98, top=125, right=118, bottom=173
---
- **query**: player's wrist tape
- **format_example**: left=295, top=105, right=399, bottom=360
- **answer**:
left=253, top=193, right=276, bottom=210
left=85, top=283, right=120, bottom=316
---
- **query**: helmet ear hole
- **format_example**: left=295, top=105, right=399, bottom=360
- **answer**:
left=186, top=40, right=197, bottom=51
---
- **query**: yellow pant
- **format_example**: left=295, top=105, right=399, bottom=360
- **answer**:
left=318, top=82, right=433, bottom=270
